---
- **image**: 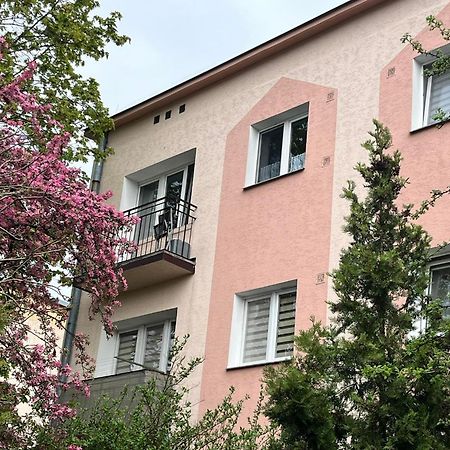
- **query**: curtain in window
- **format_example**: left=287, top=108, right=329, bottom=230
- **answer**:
left=258, top=125, right=283, bottom=182
left=289, top=117, right=307, bottom=172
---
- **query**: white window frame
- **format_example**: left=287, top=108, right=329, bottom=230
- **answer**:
left=429, top=260, right=450, bottom=316
left=94, top=310, right=176, bottom=378
left=119, top=148, right=195, bottom=212
left=137, top=164, right=190, bottom=207
left=413, top=258, right=450, bottom=335
left=228, top=281, right=297, bottom=368
left=411, top=43, right=450, bottom=131
left=245, top=104, right=308, bottom=187
left=114, top=319, right=174, bottom=374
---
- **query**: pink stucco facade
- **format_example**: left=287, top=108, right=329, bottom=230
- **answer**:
left=72, top=0, right=450, bottom=423
left=379, top=4, right=450, bottom=245
left=199, top=77, right=337, bottom=414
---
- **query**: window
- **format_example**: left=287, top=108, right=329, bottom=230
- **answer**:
left=430, top=264, right=450, bottom=319
left=228, top=282, right=296, bottom=368
left=94, top=309, right=177, bottom=378
left=134, top=164, right=194, bottom=241
left=413, top=261, right=450, bottom=335
left=422, top=63, right=450, bottom=126
left=246, top=104, right=308, bottom=186
left=412, top=45, right=450, bottom=129
left=120, top=149, right=195, bottom=214
left=115, top=319, right=175, bottom=374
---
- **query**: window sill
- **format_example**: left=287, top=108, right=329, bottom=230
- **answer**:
left=226, top=357, right=291, bottom=371
left=243, top=167, right=305, bottom=191
left=410, top=118, right=449, bottom=134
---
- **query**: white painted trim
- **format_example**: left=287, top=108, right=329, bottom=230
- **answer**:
left=228, top=294, right=246, bottom=367
left=412, top=259, right=450, bottom=336
left=411, top=43, right=450, bottom=131
left=245, top=104, right=309, bottom=187
left=120, top=177, right=139, bottom=211
left=411, top=58, right=425, bottom=131
left=134, top=327, right=146, bottom=371
left=423, top=76, right=433, bottom=127
left=94, top=330, right=118, bottom=377
left=245, top=127, right=260, bottom=187
left=159, top=320, right=173, bottom=372
left=266, top=292, right=279, bottom=361
left=280, top=122, right=291, bottom=176
left=95, top=311, right=177, bottom=377
left=119, top=149, right=196, bottom=211
left=227, top=283, right=297, bottom=369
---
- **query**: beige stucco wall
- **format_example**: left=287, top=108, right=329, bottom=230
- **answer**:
left=74, top=0, right=449, bottom=419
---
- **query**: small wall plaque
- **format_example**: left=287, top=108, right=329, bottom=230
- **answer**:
left=387, top=67, right=396, bottom=78
left=316, top=273, right=325, bottom=284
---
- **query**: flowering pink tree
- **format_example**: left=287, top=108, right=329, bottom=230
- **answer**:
left=0, top=38, right=134, bottom=448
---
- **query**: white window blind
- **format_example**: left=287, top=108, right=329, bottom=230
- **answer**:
left=113, top=318, right=176, bottom=375
left=116, top=330, right=138, bottom=374
left=276, top=292, right=296, bottom=358
left=425, top=70, right=450, bottom=124
left=144, top=324, right=165, bottom=370
left=243, top=298, right=270, bottom=363
left=236, top=287, right=297, bottom=366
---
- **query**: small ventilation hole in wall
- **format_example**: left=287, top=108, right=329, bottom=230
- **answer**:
left=179, top=104, right=186, bottom=114
left=326, top=92, right=335, bottom=102
left=165, top=110, right=172, bottom=120
left=387, top=67, right=396, bottom=78
left=153, top=115, right=160, bottom=124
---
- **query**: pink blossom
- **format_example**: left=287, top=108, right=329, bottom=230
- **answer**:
left=0, top=36, right=136, bottom=447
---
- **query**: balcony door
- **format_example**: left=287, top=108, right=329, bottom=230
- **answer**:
left=135, top=180, right=159, bottom=241
left=137, top=164, right=194, bottom=239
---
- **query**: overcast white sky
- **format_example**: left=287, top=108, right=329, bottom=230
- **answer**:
left=83, top=0, right=348, bottom=115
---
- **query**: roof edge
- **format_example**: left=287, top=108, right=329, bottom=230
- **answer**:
left=112, top=0, right=388, bottom=128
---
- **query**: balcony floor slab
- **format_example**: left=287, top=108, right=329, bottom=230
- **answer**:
left=119, top=250, right=195, bottom=290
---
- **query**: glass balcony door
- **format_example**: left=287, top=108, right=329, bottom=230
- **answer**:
left=135, top=180, right=159, bottom=242
left=137, top=165, right=193, bottom=241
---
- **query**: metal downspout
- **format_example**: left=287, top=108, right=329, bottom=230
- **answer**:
left=60, top=135, right=108, bottom=377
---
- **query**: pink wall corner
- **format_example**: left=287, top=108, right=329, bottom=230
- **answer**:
left=379, top=4, right=450, bottom=245
left=199, top=77, right=338, bottom=416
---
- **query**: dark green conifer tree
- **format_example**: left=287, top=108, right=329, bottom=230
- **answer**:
left=264, top=120, right=450, bottom=450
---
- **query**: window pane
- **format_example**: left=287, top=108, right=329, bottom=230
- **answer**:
left=431, top=266, right=450, bottom=318
left=258, top=125, right=283, bottom=182
left=144, top=324, right=165, bottom=370
left=136, top=181, right=159, bottom=242
left=166, top=171, right=184, bottom=208
left=116, top=330, right=138, bottom=374
left=426, top=67, right=450, bottom=124
left=166, top=321, right=176, bottom=371
left=165, top=170, right=184, bottom=228
left=243, top=298, right=270, bottom=363
left=139, top=181, right=159, bottom=206
left=289, top=117, right=308, bottom=172
left=276, top=292, right=296, bottom=358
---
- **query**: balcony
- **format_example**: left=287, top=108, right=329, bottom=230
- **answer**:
left=118, top=197, right=197, bottom=290
left=61, top=369, right=167, bottom=408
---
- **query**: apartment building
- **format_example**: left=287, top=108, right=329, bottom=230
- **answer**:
left=70, top=0, right=450, bottom=419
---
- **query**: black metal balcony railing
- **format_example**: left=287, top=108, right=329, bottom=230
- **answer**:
left=118, top=197, right=197, bottom=264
